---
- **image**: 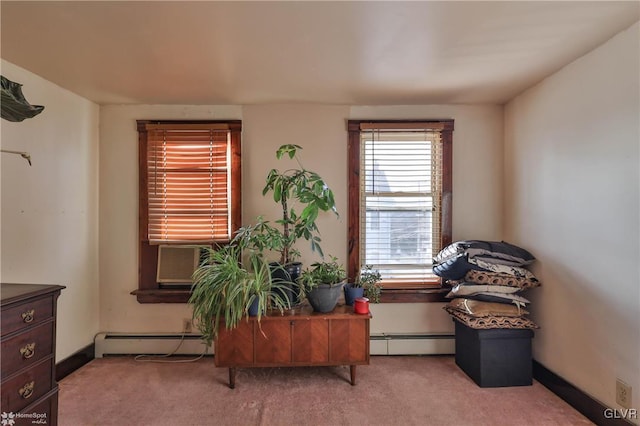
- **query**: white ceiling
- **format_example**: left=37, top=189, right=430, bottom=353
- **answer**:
left=1, top=1, right=638, bottom=105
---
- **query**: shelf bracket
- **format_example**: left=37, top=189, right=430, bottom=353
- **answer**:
left=1, top=149, right=32, bottom=166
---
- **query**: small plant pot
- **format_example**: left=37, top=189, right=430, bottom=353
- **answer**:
left=270, top=262, right=302, bottom=306
left=343, top=284, right=364, bottom=306
left=248, top=297, right=260, bottom=317
left=307, top=283, right=344, bottom=313
left=354, top=297, right=370, bottom=315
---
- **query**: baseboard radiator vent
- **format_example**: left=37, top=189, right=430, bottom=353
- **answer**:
left=95, top=332, right=454, bottom=358
left=370, top=333, right=455, bottom=355
left=94, top=333, right=212, bottom=358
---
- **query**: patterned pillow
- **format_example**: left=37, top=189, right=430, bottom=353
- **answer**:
left=467, top=258, right=538, bottom=280
left=446, top=283, right=521, bottom=297
left=459, top=292, right=530, bottom=306
left=447, top=298, right=528, bottom=317
left=464, top=270, right=541, bottom=290
left=444, top=306, right=539, bottom=330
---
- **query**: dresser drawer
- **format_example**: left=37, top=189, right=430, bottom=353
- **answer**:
left=1, top=358, right=53, bottom=414
left=1, top=322, right=54, bottom=378
left=1, top=296, right=54, bottom=337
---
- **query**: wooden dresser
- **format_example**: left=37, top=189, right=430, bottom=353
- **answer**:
left=215, top=305, right=371, bottom=388
left=1, top=283, right=64, bottom=426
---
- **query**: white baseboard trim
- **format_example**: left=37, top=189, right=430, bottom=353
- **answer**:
left=95, top=332, right=454, bottom=358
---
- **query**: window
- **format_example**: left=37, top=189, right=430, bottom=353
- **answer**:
left=133, top=120, right=241, bottom=303
left=347, top=120, right=453, bottom=302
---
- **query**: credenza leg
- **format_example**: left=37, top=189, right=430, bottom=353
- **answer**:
left=229, top=367, right=236, bottom=389
left=350, top=365, right=356, bottom=385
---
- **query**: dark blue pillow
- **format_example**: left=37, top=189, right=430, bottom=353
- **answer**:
left=432, top=253, right=484, bottom=280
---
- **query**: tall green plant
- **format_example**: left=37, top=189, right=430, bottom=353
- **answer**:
left=259, top=144, right=338, bottom=264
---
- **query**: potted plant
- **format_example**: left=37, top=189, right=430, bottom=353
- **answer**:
left=189, top=244, right=291, bottom=346
left=298, top=256, right=346, bottom=313
left=362, top=266, right=383, bottom=304
left=244, top=252, right=292, bottom=317
left=344, top=264, right=382, bottom=306
left=232, top=218, right=303, bottom=304
left=234, top=144, right=338, bottom=304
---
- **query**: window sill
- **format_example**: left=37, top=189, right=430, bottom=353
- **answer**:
left=131, top=289, right=191, bottom=304
left=131, top=288, right=449, bottom=304
left=379, top=288, right=449, bottom=303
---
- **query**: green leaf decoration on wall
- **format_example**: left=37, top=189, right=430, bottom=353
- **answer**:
left=1, top=75, right=44, bottom=122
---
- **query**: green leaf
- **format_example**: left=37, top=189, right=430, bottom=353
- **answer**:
left=275, top=144, right=301, bottom=160
left=301, top=204, right=318, bottom=224
left=273, top=181, right=282, bottom=202
left=311, top=240, right=324, bottom=258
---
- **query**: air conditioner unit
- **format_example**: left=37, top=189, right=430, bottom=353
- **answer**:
left=156, top=245, right=200, bottom=284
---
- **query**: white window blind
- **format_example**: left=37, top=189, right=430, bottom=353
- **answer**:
left=360, top=129, right=443, bottom=281
left=146, top=125, right=231, bottom=243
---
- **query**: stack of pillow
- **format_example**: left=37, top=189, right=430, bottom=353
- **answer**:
left=433, top=240, right=540, bottom=330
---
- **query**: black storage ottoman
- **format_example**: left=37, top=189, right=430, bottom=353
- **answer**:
left=454, top=320, right=534, bottom=387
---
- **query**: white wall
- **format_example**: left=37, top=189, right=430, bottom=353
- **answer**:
left=504, top=22, right=639, bottom=412
left=0, top=60, right=100, bottom=361
left=242, top=104, right=350, bottom=265
left=99, top=103, right=503, bottom=336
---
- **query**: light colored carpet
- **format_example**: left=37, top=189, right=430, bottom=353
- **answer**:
left=58, top=355, right=593, bottom=426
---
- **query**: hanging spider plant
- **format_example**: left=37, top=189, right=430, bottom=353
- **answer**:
left=189, top=244, right=292, bottom=346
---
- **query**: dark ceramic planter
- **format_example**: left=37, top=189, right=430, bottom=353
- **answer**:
left=270, top=262, right=303, bottom=307
left=343, top=284, right=365, bottom=306
left=307, top=283, right=344, bottom=313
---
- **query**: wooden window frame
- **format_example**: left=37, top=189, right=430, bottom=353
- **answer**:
left=132, top=120, right=242, bottom=303
left=347, top=119, right=453, bottom=303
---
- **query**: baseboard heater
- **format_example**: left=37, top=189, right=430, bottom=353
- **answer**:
left=94, top=333, right=212, bottom=358
left=95, top=332, right=454, bottom=358
left=370, top=333, right=455, bottom=355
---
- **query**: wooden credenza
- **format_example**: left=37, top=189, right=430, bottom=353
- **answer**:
left=1, top=283, right=64, bottom=426
left=215, top=305, right=371, bottom=388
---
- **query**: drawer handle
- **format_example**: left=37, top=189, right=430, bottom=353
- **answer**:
left=21, top=309, right=35, bottom=323
left=20, top=343, right=36, bottom=359
left=19, top=381, right=35, bottom=399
